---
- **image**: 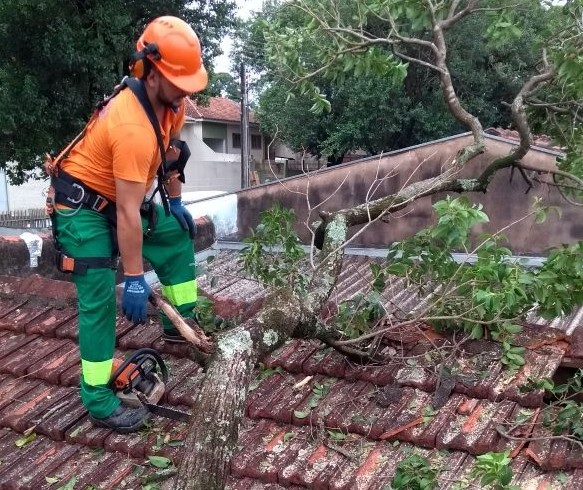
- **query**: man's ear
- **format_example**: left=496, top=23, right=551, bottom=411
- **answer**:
left=144, top=67, right=160, bottom=89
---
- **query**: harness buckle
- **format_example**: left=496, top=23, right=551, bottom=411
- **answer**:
left=92, top=195, right=108, bottom=212
left=66, top=183, right=85, bottom=205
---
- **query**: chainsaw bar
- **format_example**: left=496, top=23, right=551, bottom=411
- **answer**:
left=136, top=391, right=190, bottom=422
left=143, top=402, right=191, bottom=422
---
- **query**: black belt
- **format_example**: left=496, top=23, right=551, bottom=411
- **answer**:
left=55, top=251, right=118, bottom=275
left=52, top=170, right=117, bottom=223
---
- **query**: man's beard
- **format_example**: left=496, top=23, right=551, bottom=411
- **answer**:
left=157, top=91, right=180, bottom=110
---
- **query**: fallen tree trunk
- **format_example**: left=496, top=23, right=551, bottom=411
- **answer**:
left=174, top=216, right=347, bottom=489
left=174, top=294, right=301, bottom=488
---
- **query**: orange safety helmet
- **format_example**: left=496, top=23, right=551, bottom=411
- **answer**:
left=131, top=16, right=208, bottom=93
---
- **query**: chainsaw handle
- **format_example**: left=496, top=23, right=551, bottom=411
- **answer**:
left=109, top=348, right=168, bottom=391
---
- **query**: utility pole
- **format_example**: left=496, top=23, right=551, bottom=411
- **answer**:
left=240, top=62, right=250, bottom=189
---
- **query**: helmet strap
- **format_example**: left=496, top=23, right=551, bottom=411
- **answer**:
left=130, top=43, right=161, bottom=79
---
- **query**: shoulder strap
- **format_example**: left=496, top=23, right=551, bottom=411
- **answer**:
left=124, top=78, right=170, bottom=217
left=47, top=79, right=130, bottom=175
left=47, top=77, right=171, bottom=217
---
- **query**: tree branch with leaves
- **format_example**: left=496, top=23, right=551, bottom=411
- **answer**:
left=175, top=1, right=583, bottom=487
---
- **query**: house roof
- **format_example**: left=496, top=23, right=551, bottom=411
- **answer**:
left=185, top=97, right=256, bottom=124
left=1, top=245, right=583, bottom=488
left=484, top=127, right=560, bottom=151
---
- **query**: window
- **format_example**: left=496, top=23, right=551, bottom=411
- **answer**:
left=232, top=133, right=261, bottom=150
left=251, top=134, right=262, bottom=150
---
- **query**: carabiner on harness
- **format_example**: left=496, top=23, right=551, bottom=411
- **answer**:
left=66, top=182, right=85, bottom=205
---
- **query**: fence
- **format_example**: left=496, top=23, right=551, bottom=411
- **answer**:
left=0, top=208, right=51, bottom=230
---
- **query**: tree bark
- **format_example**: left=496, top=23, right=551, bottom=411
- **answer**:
left=173, top=323, right=262, bottom=489
left=174, top=308, right=298, bottom=488
left=175, top=216, right=348, bottom=489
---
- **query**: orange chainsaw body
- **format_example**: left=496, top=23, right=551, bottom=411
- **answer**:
left=110, top=349, right=167, bottom=408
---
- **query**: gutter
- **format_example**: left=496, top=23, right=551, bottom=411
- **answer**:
left=212, top=241, right=546, bottom=267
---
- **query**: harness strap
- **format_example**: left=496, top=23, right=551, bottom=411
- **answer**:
left=56, top=250, right=117, bottom=275
left=52, top=170, right=117, bottom=223
left=47, top=80, right=130, bottom=173
left=50, top=170, right=119, bottom=275
left=47, top=77, right=173, bottom=275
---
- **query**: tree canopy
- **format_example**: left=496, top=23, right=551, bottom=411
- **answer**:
left=207, top=71, right=240, bottom=100
left=238, top=0, right=573, bottom=166
left=174, top=1, right=583, bottom=488
left=0, top=0, right=236, bottom=183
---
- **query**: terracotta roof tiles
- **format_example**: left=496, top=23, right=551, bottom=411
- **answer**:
left=185, top=96, right=256, bottom=123
left=0, top=248, right=582, bottom=487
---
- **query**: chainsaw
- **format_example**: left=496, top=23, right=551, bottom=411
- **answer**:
left=109, top=348, right=190, bottom=422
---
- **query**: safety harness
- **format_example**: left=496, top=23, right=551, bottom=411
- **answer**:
left=45, top=77, right=190, bottom=275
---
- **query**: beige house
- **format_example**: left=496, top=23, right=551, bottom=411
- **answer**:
left=181, top=97, right=265, bottom=193
left=0, top=97, right=265, bottom=212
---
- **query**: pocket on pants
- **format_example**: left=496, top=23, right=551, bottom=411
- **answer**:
left=55, top=210, right=113, bottom=257
left=56, top=214, right=85, bottom=249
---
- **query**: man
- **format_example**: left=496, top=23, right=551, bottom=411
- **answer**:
left=49, top=16, right=207, bottom=433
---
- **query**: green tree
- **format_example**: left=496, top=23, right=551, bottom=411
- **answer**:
left=207, top=72, right=240, bottom=100
left=173, top=1, right=583, bottom=488
left=239, top=0, right=554, bottom=165
left=0, top=0, right=236, bottom=183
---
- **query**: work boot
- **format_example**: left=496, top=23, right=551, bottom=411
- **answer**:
left=89, top=404, right=150, bottom=433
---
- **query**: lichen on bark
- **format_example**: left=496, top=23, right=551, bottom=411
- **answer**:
left=216, top=329, right=253, bottom=359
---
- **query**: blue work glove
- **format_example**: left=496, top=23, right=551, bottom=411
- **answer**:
left=169, top=197, right=196, bottom=239
left=122, top=274, right=151, bottom=324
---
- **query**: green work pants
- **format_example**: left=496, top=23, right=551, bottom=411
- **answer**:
left=54, top=204, right=197, bottom=419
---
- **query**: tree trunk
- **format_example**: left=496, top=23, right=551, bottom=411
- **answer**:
left=173, top=327, right=258, bottom=489
left=175, top=216, right=348, bottom=489
left=174, top=292, right=302, bottom=489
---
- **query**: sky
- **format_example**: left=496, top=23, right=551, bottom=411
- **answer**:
left=214, top=0, right=265, bottom=73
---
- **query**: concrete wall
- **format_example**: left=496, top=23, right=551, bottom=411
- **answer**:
left=184, top=193, right=238, bottom=240
left=0, top=217, right=217, bottom=281
left=181, top=122, right=241, bottom=193
left=232, top=134, right=583, bottom=255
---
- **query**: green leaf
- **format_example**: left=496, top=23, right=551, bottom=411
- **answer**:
left=148, top=455, right=172, bottom=469
left=327, top=429, right=347, bottom=441
left=293, top=410, right=310, bottom=419
left=56, top=477, right=77, bottom=490
left=470, top=324, right=484, bottom=339
left=68, top=426, right=83, bottom=438
left=142, top=484, right=161, bottom=490
left=167, top=440, right=184, bottom=447
left=504, top=324, right=522, bottom=334
left=556, top=471, right=569, bottom=485
left=15, top=432, right=37, bottom=448
left=500, top=465, right=513, bottom=485
left=45, top=476, right=60, bottom=485
left=283, top=431, right=295, bottom=442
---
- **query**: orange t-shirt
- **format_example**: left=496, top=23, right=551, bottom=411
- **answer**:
left=60, top=87, right=186, bottom=202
